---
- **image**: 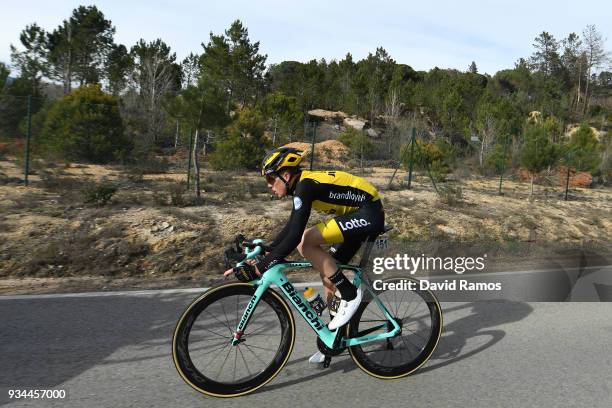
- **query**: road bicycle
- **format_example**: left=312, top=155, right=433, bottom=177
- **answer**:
left=172, top=228, right=443, bottom=398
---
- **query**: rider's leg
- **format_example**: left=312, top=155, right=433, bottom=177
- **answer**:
left=318, top=268, right=336, bottom=305
left=297, top=227, right=356, bottom=301
left=297, top=226, right=362, bottom=331
left=299, top=227, right=356, bottom=364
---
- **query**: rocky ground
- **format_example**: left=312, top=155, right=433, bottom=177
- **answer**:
left=0, top=152, right=610, bottom=295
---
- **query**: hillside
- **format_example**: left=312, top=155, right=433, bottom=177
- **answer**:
left=0, top=155, right=610, bottom=294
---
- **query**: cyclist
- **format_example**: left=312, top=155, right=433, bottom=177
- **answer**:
left=224, top=147, right=384, bottom=362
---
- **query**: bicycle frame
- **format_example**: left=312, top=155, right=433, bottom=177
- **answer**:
left=231, top=243, right=401, bottom=350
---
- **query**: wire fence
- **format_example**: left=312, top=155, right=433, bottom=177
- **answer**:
left=0, top=92, right=519, bottom=198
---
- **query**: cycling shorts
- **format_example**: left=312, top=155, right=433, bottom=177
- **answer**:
left=315, top=199, right=384, bottom=264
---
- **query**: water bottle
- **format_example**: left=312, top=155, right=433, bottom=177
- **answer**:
left=303, top=287, right=326, bottom=316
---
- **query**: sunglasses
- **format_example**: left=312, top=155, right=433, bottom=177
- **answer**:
left=265, top=174, right=277, bottom=184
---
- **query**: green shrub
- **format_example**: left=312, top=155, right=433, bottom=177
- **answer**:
left=339, top=127, right=373, bottom=160
left=437, top=183, right=463, bottom=206
left=520, top=124, right=559, bottom=174
left=82, top=182, right=118, bottom=206
left=203, top=172, right=234, bottom=192
left=126, top=171, right=144, bottom=184
left=0, top=77, right=45, bottom=138
left=153, top=182, right=189, bottom=206
left=169, top=182, right=187, bottom=206
left=209, top=132, right=266, bottom=170
left=485, top=144, right=512, bottom=174
left=401, top=139, right=454, bottom=182
left=563, top=123, right=602, bottom=173
left=40, top=85, right=131, bottom=163
left=209, top=108, right=267, bottom=170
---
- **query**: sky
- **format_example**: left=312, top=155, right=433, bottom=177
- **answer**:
left=2, top=0, right=611, bottom=76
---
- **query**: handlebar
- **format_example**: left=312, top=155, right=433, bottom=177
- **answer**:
left=235, top=235, right=271, bottom=253
left=225, top=235, right=272, bottom=268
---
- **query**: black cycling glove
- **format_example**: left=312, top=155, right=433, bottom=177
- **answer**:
left=233, top=264, right=259, bottom=282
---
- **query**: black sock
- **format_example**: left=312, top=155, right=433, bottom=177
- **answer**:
left=329, top=269, right=356, bottom=301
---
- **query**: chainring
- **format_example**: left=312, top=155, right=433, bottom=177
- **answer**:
left=317, top=334, right=346, bottom=356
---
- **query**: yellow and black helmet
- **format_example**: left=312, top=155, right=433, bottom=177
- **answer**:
left=261, top=147, right=303, bottom=176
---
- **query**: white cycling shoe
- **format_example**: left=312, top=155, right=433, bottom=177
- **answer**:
left=308, top=351, right=326, bottom=364
left=327, top=287, right=362, bottom=330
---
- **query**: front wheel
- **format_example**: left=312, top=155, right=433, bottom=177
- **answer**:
left=348, top=277, right=443, bottom=379
left=172, top=283, right=295, bottom=397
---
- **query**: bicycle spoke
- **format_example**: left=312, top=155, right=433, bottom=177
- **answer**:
left=342, top=280, right=441, bottom=379
left=215, top=344, right=234, bottom=379
left=237, top=345, right=254, bottom=378
left=398, top=293, right=418, bottom=323
left=174, top=284, right=297, bottom=395
left=401, top=317, right=422, bottom=327
left=193, top=342, right=230, bottom=359
left=243, top=344, right=277, bottom=353
left=394, top=287, right=406, bottom=317
left=241, top=300, right=266, bottom=331
left=233, top=347, right=238, bottom=382
left=205, top=341, right=232, bottom=370
left=366, top=303, right=386, bottom=321
left=246, top=330, right=282, bottom=337
left=399, top=334, right=421, bottom=355
left=403, top=326, right=430, bottom=344
left=203, top=309, right=234, bottom=336
left=242, top=343, right=270, bottom=366
left=192, top=325, right=230, bottom=340
left=397, top=338, right=406, bottom=362
left=243, top=313, right=271, bottom=336
left=219, top=299, right=234, bottom=334
left=245, top=319, right=281, bottom=337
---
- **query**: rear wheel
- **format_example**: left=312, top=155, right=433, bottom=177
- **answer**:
left=348, top=277, right=442, bottom=378
left=172, top=283, right=295, bottom=397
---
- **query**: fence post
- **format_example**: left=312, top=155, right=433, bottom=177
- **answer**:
left=187, top=128, right=194, bottom=187
left=309, top=122, right=316, bottom=170
left=24, top=95, right=33, bottom=186
left=498, top=137, right=510, bottom=195
left=564, top=150, right=573, bottom=201
left=386, top=159, right=402, bottom=190
left=407, top=127, right=416, bottom=189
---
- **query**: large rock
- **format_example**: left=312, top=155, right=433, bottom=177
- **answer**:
left=282, top=140, right=350, bottom=167
left=517, top=168, right=533, bottom=182
left=557, top=166, right=593, bottom=188
left=366, top=128, right=379, bottom=138
left=343, top=117, right=368, bottom=131
left=308, top=109, right=347, bottom=122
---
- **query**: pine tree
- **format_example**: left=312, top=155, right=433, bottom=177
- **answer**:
left=201, top=20, right=267, bottom=114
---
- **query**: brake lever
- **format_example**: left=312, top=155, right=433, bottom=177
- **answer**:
left=234, top=234, right=246, bottom=252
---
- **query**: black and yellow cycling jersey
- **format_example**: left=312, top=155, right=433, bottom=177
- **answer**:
left=298, top=170, right=380, bottom=215
left=256, top=170, right=384, bottom=272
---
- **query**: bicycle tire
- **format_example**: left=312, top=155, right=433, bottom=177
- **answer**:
left=172, top=282, right=295, bottom=397
left=348, top=277, right=443, bottom=379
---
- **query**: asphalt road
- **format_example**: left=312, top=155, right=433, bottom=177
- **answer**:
left=1, top=275, right=612, bottom=408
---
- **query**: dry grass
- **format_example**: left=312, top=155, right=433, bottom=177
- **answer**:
left=0, top=157, right=610, bottom=282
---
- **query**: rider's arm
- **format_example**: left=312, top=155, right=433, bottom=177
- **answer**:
left=256, top=180, right=315, bottom=272
left=268, top=219, right=292, bottom=249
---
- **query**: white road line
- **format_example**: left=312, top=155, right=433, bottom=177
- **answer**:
left=419, top=264, right=610, bottom=280
left=0, top=265, right=609, bottom=300
left=0, top=281, right=322, bottom=300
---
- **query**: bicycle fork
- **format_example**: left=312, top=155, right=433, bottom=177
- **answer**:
left=231, top=282, right=268, bottom=346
